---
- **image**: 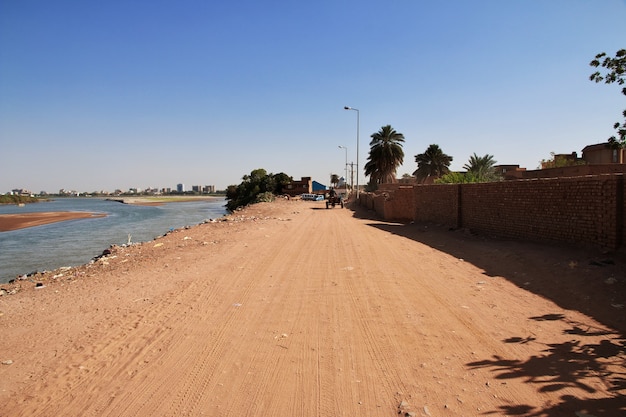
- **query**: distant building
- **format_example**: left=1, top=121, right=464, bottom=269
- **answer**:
left=11, top=188, right=32, bottom=196
left=177, top=183, right=185, bottom=193
left=582, top=142, right=625, bottom=164
left=540, top=152, right=582, bottom=169
left=497, top=142, right=626, bottom=181
left=282, top=177, right=312, bottom=197
left=493, top=165, right=527, bottom=180
left=191, top=185, right=215, bottom=194
left=312, top=181, right=328, bottom=193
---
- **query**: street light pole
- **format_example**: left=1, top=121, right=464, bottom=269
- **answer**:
left=338, top=145, right=348, bottom=193
left=343, top=106, right=359, bottom=198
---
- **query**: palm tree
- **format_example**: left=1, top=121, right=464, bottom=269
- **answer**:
left=413, top=144, right=453, bottom=183
left=365, top=125, right=405, bottom=185
left=330, top=174, right=340, bottom=188
left=463, top=153, right=497, bottom=181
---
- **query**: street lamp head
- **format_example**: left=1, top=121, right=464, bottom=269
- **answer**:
left=344, top=106, right=350, bottom=110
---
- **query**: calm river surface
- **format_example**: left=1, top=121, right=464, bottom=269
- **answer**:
left=0, top=198, right=228, bottom=283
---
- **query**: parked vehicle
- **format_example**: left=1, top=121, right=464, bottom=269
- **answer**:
left=301, top=193, right=324, bottom=201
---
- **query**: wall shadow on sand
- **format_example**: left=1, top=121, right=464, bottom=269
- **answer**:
left=349, top=204, right=625, bottom=416
left=348, top=204, right=625, bottom=333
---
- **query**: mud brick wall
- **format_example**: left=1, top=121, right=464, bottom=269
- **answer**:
left=384, top=174, right=625, bottom=249
left=460, top=176, right=623, bottom=248
left=359, top=192, right=375, bottom=210
left=413, top=184, right=461, bottom=227
left=522, top=164, right=626, bottom=179
left=375, top=186, right=415, bottom=221
left=373, top=194, right=386, bottom=218
left=623, top=176, right=626, bottom=246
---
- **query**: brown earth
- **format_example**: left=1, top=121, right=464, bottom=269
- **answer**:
left=0, top=198, right=624, bottom=417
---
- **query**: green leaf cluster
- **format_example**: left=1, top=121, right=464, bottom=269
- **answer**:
left=0, top=194, right=41, bottom=205
left=413, top=144, right=453, bottom=182
left=435, top=171, right=478, bottom=184
left=365, top=125, right=405, bottom=185
left=590, top=49, right=626, bottom=147
left=225, top=169, right=292, bottom=212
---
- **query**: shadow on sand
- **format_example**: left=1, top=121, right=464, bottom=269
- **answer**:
left=467, top=314, right=625, bottom=416
left=347, top=203, right=626, bottom=416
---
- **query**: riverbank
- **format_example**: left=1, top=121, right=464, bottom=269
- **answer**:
left=0, top=211, right=106, bottom=232
left=0, top=195, right=43, bottom=205
left=0, top=196, right=225, bottom=231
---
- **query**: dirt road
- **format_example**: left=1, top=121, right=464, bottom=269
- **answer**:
left=0, top=199, right=624, bottom=416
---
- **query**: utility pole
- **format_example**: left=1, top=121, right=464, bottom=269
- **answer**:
left=348, top=162, right=354, bottom=195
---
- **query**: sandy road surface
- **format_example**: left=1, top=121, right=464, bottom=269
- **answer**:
left=0, top=199, right=624, bottom=416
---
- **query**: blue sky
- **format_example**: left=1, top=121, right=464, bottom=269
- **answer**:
left=1, top=0, right=625, bottom=193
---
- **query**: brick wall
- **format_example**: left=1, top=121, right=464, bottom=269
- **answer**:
left=622, top=175, right=626, bottom=246
left=376, top=186, right=415, bottom=221
left=460, top=176, right=621, bottom=248
left=522, top=164, right=626, bottom=179
left=368, top=174, right=625, bottom=249
left=414, top=184, right=460, bottom=227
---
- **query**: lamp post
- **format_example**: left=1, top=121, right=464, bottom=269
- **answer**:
left=338, top=145, right=348, bottom=192
left=343, top=106, right=359, bottom=198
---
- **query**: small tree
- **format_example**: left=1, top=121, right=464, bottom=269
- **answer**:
left=226, top=169, right=293, bottom=211
left=272, top=172, right=292, bottom=194
left=436, top=171, right=480, bottom=184
left=590, top=49, right=626, bottom=147
left=413, top=144, right=453, bottom=183
left=330, top=174, right=340, bottom=188
left=463, top=153, right=500, bottom=182
left=398, top=173, right=414, bottom=184
left=365, top=125, right=405, bottom=185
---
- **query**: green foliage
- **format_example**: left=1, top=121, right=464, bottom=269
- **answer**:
left=435, top=171, right=481, bottom=184
left=253, top=192, right=275, bottom=204
left=365, top=125, right=405, bottom=184
left=539, top=152, right=586, bottom=169
left=413, top=144, right=453, bottom=182
left=225, top=169, right=292, bottom=212
left=272, top=173, right=292, bottom=194
left=462, top=153, right=501, bottom=182
left=0, top=194, right=41, bottom=205
left=590, top=49, right=626, bottom=147
left=399, top=173, right=414, bottom=184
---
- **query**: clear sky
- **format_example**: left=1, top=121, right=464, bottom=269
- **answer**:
left=1, top=0, right=625, bottom=193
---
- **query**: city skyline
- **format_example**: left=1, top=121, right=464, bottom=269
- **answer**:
left=6, top=183, right=218, bottom=196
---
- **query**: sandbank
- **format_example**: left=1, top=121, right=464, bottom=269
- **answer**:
left=0, top=211, right=106, bottom=232
left=107, top=196, right=224, bottom=206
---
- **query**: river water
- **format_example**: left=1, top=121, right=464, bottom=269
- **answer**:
left=0, top=198, right=228, bottom=283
